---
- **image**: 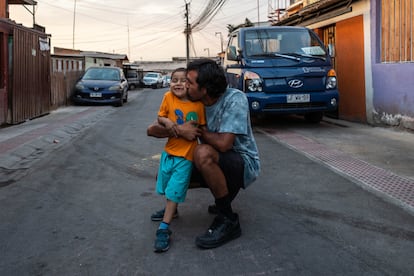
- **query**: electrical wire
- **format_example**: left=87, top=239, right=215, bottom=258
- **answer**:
left=190, top=0, right=228, bottom=32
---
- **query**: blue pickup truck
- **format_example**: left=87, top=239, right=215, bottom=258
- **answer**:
left=224, top=26, right=339, bottom=123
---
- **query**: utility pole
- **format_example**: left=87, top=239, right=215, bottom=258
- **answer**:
left=127, top=19, right=131, bottom=59
left=72, top=0, right=77, bottom=49
left=185, top=1, right=190, bottom=65
left=215, top=32, right=223, bottom=53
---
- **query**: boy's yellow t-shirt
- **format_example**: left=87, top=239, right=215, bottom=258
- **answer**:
left=158, top=91, right=206, bottom=161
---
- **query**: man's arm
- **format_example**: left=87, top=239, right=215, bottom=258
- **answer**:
left=147, top=121, right=170, bottom=138
left=158, top=116, right=178, bottom=137
left=200, top=129, right=235, bottom=152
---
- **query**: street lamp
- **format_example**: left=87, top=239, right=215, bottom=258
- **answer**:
left=215, top=32, right=224, bottom=53
left=204, top=48, right=210, bottom=57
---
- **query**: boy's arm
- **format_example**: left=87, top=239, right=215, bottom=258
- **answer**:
left=158, top=116, right=178, bottom=137
left=147, top=120, right=202, bottom=141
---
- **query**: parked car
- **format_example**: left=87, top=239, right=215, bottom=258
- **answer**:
left=125, top=69, right=143, bottom=90
left=73, top=66, right=128, bottom=107
left=142, top=72, right=163, bottom=89
left=162, top=75, right=170, bottom=88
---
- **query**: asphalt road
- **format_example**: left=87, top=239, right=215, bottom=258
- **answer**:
left=0, top=88, right=413, bottom=275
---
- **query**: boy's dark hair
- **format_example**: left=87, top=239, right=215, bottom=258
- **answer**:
left=171, top=67, right=186, bottom=78
left=187, top=59, right=227, bottom=99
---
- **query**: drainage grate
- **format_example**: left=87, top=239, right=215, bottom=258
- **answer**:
left=260, top=128, right=414, bottom=213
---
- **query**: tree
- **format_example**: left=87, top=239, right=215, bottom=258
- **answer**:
left=227, top=18, right=254, bottom=36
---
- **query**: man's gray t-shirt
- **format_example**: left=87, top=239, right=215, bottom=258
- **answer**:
left=204, top=88, right=260, bottom=188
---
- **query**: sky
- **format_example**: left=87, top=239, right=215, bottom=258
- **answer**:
left=9, top=0, right=273, bottom=62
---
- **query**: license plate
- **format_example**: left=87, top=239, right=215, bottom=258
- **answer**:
left=90, top=92, right=102, bottom=98
left=287, top=94, right=310, bottom=103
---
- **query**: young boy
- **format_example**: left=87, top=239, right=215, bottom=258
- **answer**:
left=153, top=68, right=205, bottom=252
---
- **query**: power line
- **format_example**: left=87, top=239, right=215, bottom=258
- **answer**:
left=191, top=0, right=228, bottom=32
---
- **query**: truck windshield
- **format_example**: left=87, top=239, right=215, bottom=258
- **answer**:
left=244, top=29, right=326, bottom=58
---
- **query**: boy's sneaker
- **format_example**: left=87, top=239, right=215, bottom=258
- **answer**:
left=154, top=229, right=172, bottom=253
left=151, top=208, right=178, bottom=221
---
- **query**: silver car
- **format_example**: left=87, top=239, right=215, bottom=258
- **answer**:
left=142, top=72, right=163, bottom=89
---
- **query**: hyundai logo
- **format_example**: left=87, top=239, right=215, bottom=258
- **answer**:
left=288, top=79, right=303, bottom=88
left=94, top=87, right=100, bottom=91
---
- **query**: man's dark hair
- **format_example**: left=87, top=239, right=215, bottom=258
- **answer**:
left=187, top=59, right=227, bottom=99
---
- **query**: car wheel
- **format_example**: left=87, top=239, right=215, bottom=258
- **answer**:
left=115, top=93, right=124, bottom=107
left=123, top=91, right=128, bottom=103
left=304, top=112, right=323, bottom=123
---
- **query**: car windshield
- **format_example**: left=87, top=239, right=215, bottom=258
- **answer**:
left=244, top=29, right=326, bottom=58
left=145, top=73, right=158, bottom=78
left=83, top=68, right=120, bottom=81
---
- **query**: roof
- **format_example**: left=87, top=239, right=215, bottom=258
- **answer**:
left=81, top=51, right=128, bottom=61
left=274, top=0, right=358, bottom=26
left=52, top=48, right=128, bottom=62
left=8, top=0, right=37, bottom=5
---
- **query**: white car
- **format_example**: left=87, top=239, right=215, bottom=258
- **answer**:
left=162, top=75, right=171, bottom=88
left=142, top=72, right=163, bottom=89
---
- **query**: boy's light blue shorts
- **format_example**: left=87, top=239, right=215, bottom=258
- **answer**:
left=156, top=151, right=193, bottom=203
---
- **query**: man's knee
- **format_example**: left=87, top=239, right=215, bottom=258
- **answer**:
left=194, top=144, right=217, bottom=165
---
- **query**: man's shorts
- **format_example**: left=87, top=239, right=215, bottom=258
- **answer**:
left=190, top=150, right=244, bottom=201
left=156, top=151, right=192, bottom=203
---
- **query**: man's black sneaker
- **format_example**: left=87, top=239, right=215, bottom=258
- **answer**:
left=207, top=204, right=218, bottom=214
left=195, top=213, right=241, bottom=249
left=154, top=229, right=172, bottom=253
left=150, top=208, right=178, bottom=221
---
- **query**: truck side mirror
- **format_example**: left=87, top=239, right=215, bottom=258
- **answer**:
left=227, top=45, right=239, bottom=61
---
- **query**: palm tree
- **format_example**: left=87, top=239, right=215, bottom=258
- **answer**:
left=227, top=18, right=254, bottom=36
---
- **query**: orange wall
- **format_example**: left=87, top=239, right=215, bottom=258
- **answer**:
left=0, top=0, right=7, bottom=18
left=335, top=15, right=366, bottom=122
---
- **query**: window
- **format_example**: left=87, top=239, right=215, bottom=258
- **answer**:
left=381, top=0, right=414, bottom=63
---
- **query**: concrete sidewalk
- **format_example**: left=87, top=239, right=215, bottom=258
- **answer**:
left=0, top=105, right=117, bottom=186
left=1, top=102, right=413, bottom=214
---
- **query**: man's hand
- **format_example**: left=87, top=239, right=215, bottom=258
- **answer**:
left=176, top=121, right=202, bottom=141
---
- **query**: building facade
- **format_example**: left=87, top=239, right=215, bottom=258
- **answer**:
left=273, top=0, right=414, bottom=130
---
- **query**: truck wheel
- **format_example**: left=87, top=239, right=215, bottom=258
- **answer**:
left=304, top=112, right=323, bottom=123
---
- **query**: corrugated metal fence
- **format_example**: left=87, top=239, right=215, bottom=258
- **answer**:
left=51, top=57, right=84, bottom=109
left=10, top=27, right=51, bottom=124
